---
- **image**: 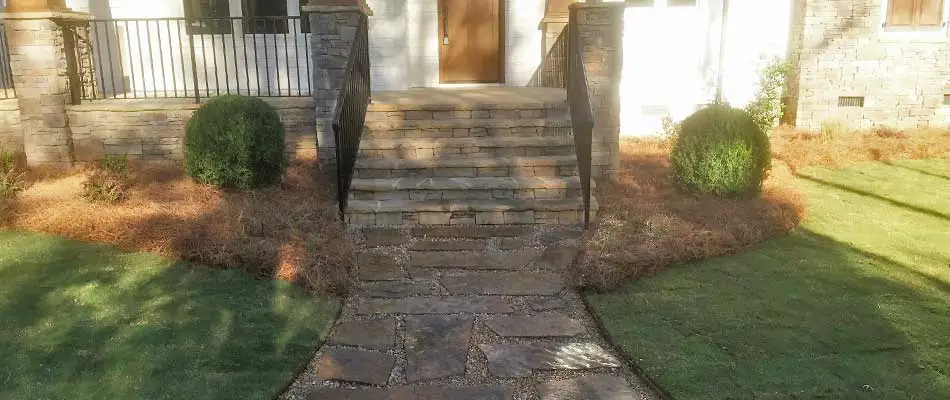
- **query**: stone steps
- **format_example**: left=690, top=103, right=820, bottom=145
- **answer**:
left=354, top=155, right=579, bottom=179
left=362, top=118, right=571, bottom=139
left=358, top=136, right=575, bottom=160
left=350, top=87, right=594, bottom=226
left=346, top=198, right=597, bottom=226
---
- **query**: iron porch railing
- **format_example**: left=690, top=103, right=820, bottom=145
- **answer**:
left=333, top=14, right=371, bottom=219
left=59, top=17, right=313, bottom=103
left=0, top=22, right=16, bottom=99
left=529, top=16, right=594, bottom=227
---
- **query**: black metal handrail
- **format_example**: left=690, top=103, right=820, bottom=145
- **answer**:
left=0, top=22, right=16, bottom=99
left=332, top=14, right=371, bottom=218
left=528, top=16, right=594, bottom=227
left=59, top=16, right=313, bottom=103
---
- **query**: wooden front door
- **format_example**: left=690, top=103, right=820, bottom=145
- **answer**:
left=438, top=0, right=504, bottom=84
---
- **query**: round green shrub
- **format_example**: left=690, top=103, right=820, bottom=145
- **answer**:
left=670, top=105, right=771, bottom=197
left=185, top=95, right=286, bottom=189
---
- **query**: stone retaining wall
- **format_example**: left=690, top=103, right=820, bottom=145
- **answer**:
left=0, top=99, right=22, bottom=153
left=65, top=98, right=316, bottom=162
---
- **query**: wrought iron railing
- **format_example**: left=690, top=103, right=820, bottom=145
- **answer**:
left=59, top=17, right=312, bottom=103
left=528, top=26, right=568, bottom=88
left=0, top=22, right=16, bottom=99
left=528, top=15, right=594, bottom=227
left=566, top=13, right=595, bottom=227
left=333, top=14, right=371, bottom=218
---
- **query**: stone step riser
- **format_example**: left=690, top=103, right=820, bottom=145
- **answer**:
left=346, top=209, right=595, bottom=226
left=350, top=188, right=583, bottom=202
left=365, top=107, right=568, bottom=122
left=359, top=146, right=575, bottom=160
left=362, top=126, right=572, bottom=140
left=353, top=165, right=578, bottom=179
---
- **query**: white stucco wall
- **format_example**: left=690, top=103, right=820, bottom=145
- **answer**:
left=612, top=0, right=792, bottom=137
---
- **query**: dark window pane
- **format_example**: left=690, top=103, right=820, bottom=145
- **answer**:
left=243, top=0, right=289, bottom=34
left=184, top=0, right=233, bottom=34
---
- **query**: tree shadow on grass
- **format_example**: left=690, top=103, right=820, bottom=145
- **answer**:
left=882, top=160, right=950, bottom=182
left=0, top=231, right=337, bottom=400
left=797, top=174, right=950, bottom=222
left=589, top=228, right=950, bottom=399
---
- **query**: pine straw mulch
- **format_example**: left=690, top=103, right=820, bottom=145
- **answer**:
left=0, top=160, right=355, bottom=297
left=578, top=139, right=806, bottom=291
left=771, top=126, right=950, bottom=172
left=580, top=127, right=950, bottom=291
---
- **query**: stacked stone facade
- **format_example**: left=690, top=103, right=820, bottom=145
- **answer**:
left=4, top=14, right=80, bottom=166
left=571, top=3, right=624, bottom=176
left=305, top=3, right=368, bottom=170
left=788, top=0, right=950, bottom=130
left=65, top=98, right=316, bottom=162
left=0, top=99, right=23, bottom=152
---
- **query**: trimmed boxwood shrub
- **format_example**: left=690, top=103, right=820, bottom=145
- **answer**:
left=185, top=95, right=286, bottom=189
left=671, top=105, right=770, bottom=197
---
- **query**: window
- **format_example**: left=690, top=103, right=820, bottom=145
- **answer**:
left=885, top=0, right=946, bottom=30
left=184, top=0, right=233, bottom=34
left=243, top=0, right=289, bottom=34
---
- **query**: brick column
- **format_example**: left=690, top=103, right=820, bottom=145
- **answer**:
left=2, top=8, right=87, bottom=166
left=571, top=2, right=623, bottom=177
left=304, top=0, right=371, bottom=171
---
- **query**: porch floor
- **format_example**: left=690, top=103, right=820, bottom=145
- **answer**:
left=370, top=87, right=566, bottom=108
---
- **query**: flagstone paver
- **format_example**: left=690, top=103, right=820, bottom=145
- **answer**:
left=441, top=271, right=564, bottom=295
left=327, top=318, right=396, bottom=350
left=358, top=251, right=404, bottom=281
left=357, top=296, right=513, bottom=315
left=361, top=281, right=437, bottom=298
left=315, top=348, right=395, bottom=385
left=282, top=226, right=660, bottom=400
left=485, top=314, right=587, bottom=337
left=307, top=385, right=514, bottom=400
left=539, top=375, right=638, bottom=400
left=404, top=315, right=475, bottom=382
left=479, top=343, right=622, bottom=378
left=526, top=296, right=569, bottom=311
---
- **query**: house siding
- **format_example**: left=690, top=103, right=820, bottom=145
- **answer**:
left=788, top=0, right=950, bottom=130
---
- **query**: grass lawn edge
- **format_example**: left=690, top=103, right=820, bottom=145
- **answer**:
left=579, top=288, right=675, bottom=400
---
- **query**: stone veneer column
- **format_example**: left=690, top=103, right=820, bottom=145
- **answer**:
left=2, top=9, right=88, bottom=166
left=304, top=0, right=371, bottom=172
left=570, top=2, right=623, bottom=177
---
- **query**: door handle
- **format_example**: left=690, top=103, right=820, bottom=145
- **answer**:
left=442, top=4, right=449, bottom=45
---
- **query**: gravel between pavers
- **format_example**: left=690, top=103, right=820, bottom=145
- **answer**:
left=278, top=226, right=660, bottom=400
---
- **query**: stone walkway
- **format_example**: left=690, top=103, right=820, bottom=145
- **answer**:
left=280, top=226, right=660, bottom=400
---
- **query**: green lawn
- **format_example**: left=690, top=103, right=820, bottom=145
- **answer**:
left=0, top=231, right=339, bottom=400
left=588, top=159, right=950, bottom=399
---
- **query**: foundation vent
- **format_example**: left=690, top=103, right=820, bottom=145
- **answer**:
left=838, top=96, right=865, bottom=107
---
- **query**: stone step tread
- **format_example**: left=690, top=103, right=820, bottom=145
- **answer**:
left=485, top=314, right=587, bottom=337
left=439, top=271, right=564, bottom=295
left=364, top=118, right=571, bottom=130
left=347, top=198, right=599, bottom=213
left=355, top=155, right=579, bottom=170
left=367, top=88, right=566, bottom=111
left=350, top=176, right=595, bottom=192
left=359, top=136, right=574, bottom=150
